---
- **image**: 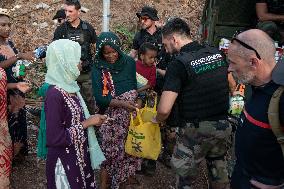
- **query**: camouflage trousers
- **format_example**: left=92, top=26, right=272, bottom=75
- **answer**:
left=77, top=73, right=97, bottom=115
left=171, top=120, right=232, bottom=189
left=160, top=126, right=177, bottom=167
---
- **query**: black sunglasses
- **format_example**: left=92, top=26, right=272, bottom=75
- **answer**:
left=231, top=37, right=261, bottom=60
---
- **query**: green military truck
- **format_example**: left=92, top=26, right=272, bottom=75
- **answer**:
left=200, top=0, right=257, bottom=46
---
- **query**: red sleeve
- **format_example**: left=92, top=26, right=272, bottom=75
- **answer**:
left=147, top=66, right=156, bottom=88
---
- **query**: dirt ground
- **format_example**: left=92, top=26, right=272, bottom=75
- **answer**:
left=10, top=155, right=177, bottom=189
left=9, top=106, right=209, bottom=189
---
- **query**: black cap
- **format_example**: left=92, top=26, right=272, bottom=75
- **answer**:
left=136, top=6, right=159, bottom=21
left=52, top=9, right=66, bottom=20
left=272, top=57, right=284, bottom=85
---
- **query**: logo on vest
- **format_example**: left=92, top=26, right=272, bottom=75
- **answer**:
left=190, top=53, right=225, bottom=74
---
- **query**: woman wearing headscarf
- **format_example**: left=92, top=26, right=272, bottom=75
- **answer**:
left=44, top=39, right=106, bottom=189
left=92, top=32, right=141, bottom=189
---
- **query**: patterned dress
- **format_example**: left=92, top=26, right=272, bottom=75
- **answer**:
left=45, top=86, right=96, bottom=189
left=0, top=42, right=28, bottom=156
left=0, top=68, right=13, bottom=189
left=99, top=90, right=141, bottom=189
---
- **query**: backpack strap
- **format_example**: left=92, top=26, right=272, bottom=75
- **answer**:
left=268, top=86, right=284, bottom=157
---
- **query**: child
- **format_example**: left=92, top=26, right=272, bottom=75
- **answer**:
left=136, top=42, right=157, bottom=108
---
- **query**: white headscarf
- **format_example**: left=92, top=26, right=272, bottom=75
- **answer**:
left=45, top=39, right=81, bottom=93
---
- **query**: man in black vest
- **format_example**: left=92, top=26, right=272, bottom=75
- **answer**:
left=154, top=18, right=231, bottom=188
left=228, top=29, right=284, bottom=189
left=53, top=0, right=97, bottom=114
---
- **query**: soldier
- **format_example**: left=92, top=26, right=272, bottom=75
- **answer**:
left=130, top=6, right=162, bottom=59
left=153, top=18, right=231, bottom=189
left=53, top=0, right=97, bottom=114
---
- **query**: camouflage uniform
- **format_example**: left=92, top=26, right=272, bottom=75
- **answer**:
left=160, top=125, right=177, bottom=167
left=171, top=120, right=232, bottom=189
left=77, top=73, right=97, bottom=115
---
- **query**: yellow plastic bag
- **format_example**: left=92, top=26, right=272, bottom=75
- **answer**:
left=125, top=103, right=161, bottom=160
left=141, top=97, right=157, bottom=122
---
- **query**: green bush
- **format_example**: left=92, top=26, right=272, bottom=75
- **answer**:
left=113, top=25, right=135, bottom=53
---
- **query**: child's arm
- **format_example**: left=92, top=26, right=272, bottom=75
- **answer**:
left=7, top=82, right=31, bottom=93
left=137, top=84, right=151, bottom=93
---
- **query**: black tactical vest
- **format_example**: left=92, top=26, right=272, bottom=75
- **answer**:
left=176, top=46, right=229, bottom=122
left=65, top=21, right=93, bottom=72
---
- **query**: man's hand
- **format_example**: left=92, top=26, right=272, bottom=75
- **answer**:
left=250, top=179, right=284, bottom=189
left=151, top=116, right=159, bottom=124
left=151, top=116, right=166, bottom=127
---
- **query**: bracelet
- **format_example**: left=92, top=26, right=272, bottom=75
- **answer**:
left=14, top=53, right=20, bottom=60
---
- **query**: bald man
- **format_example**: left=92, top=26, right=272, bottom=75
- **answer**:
left=228, top=29, right=284, bottom=189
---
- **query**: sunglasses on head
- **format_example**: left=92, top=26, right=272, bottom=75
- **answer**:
left=231, top=30, right=261, bottom=60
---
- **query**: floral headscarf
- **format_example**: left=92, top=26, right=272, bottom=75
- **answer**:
left=94, top=32, right=126, bottom=72
left=94, top=32, right=130, bottom=97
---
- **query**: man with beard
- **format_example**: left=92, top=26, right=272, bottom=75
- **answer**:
left=228, top=29, right=284, bottom=189
left=0, top=8, right=35, bottom=161
left=130, top=6, right=162, bottom=59
left=53, top=0, right=97, bottom=114
left=154, top=18, right=231, bottom=189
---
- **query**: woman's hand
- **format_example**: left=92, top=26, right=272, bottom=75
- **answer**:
left=121, top=101, right=138, bottom=111
left=82, top=114, right=107, bottom=128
